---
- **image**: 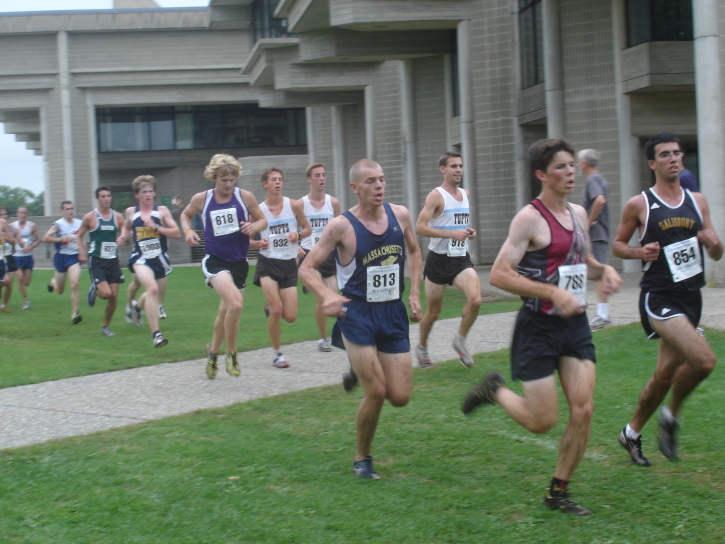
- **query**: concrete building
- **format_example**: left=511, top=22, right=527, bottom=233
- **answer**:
left=2, top=0, right=724, bottom=283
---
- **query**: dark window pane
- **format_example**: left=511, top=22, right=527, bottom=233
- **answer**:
left=98, top=114, right=148, bottom=152
left=626, top=0, right=692, bottom=47
left=149, top=113, right=174, bottom=151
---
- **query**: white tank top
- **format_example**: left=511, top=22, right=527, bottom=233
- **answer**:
left=12, top=221, right=35, bottom=257
left=427, top=187, right=470, bottom=256
left=55, top=218, right=82, bottom=256
left=300, top=194, right=334, bottom=251
left=260, top=197, right=298, bottom=260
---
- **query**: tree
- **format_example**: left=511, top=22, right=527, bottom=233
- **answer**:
left=0, top=185, right=44, bottom=216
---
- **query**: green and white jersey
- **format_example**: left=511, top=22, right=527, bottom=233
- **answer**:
left=89, top=208, right=119, bottom=259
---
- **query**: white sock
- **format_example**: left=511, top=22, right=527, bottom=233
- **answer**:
left=597, top=303, right=609, bottom=320
left=661, top=405, right=677, bottom=423
left=625, top=424, right=640, bottom=440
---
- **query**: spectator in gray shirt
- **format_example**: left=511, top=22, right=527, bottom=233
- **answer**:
left=578, top=149, right=611, bottom=329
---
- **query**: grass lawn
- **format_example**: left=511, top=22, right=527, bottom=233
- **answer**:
left=0, top=267, right=520, bottom=388
left=1, top=324, right=724, bottom=543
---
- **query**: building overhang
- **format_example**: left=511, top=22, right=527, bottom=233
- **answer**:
left=208, top=0, right=253, bottom=29
left=258, top=87, right=363, bottom=108
left=621, top=42, right=694, bottom=94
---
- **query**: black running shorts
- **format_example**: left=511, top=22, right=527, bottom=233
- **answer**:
left=639, top=289, right=702, bottom=339
left=423, top=250, right=474, bottom=286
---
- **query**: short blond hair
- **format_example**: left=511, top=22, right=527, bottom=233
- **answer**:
left=306, top=162, right=325, bottom=178
left=132, top=175, right=157, bottom=194
left=349, top=159, right=381, bottom=184
left=204, top=154, right=242, bottom=181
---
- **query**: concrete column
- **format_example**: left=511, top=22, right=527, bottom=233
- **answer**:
left=364, top=85, right=375, bottom=159
left=611, top=0, right=641, bottom=272
left=305, top=107, right=316, bottom=162
left=331, top=105, right=347, bottom=210
left=457, top=20, right=479, bottom=264
left=399, top=60, right=419, bottom=218
left=542, top=0, right=564, bottom=138
left=40, top=105, right=50, bottom=216
left=86, top=90, right=99, bottom=194
left=57, top=31, right=75, bottom=204
left=693, top=0, right=725, bottom=285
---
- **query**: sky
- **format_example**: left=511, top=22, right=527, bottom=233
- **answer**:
left=0, top=0, right=209, bottom=196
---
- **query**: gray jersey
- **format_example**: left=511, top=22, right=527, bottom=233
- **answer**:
left=581, top=172, right=609, bottom=243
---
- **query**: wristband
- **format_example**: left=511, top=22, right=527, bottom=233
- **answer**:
left=185, top=228, right=194, bottom=235
left=296, top=231, right=301, bottom=241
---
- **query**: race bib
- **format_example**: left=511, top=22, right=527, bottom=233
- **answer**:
left=664, top=237, right=702, bottom=282
left=100, top=242, right=117, bottom=259
left=558, top=263, right=587, bottom=307
left=139, top=238, right=161, bottom=259
left=310, top=231, right=323, bottom=248
left=269, top=234, right=294, bottom=258
left=447, top=236, right=467, bottom=257
left=210, top=207, right=239, bottom=237
left=366, top=264, right=399, bottom=302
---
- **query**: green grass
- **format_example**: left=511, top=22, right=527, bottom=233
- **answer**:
left=0, top=267, right=518, bottom=388
left=1, top=324, right=724, bottom=543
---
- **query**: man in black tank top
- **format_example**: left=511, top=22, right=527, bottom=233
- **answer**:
left=613, top=133, right=723, bottom=466
left=462, top=139, right=621, bottom=516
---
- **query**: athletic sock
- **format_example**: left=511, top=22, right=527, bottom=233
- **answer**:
left=661, top=405, right=677, bottom=423
left=550, top=477, right=569, bottom=495
left=625, top=424, right=640, bottom=440
left=597, top=303, right=609, bottom=320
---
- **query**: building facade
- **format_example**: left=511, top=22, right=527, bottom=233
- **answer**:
left=2, top=0, right=724, bottom=283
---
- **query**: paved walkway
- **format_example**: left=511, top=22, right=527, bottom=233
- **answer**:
left=3, top=271, right=725, bottom=450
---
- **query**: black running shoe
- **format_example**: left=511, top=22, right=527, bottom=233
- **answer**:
left=618, top=427, right=651, bottom=466
left=461, top=371, right=506, bottom=414
left=352, top=456, right=381, bottom=479
left=544, top=489, right=591, bottom=516
left=658, top=410, right=679, bottom=461
left=47, top=281, right=54, bottom=293
left=87, top=282, right=97, bottom=307
left=342, top=367, right=359, bottom=392
left=71, top=312, right=83, bottom=325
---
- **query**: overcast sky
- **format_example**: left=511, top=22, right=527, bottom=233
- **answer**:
left=0, top=0, right=208, bottom=196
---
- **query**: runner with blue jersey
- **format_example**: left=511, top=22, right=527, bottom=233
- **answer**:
left=119, top=175, right=181, bottom=348
left=43, top=201, right=84, bottom=324
left=299, top=158, right=422, bottom=480
left=181, top=154, right=267, bottom=379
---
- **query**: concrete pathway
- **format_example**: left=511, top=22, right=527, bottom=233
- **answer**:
left=3, top=271, right=725, bottom=450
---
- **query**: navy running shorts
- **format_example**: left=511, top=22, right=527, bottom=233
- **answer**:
left=639, top=289, right=702, bottom=339
left=331, top=298, right=410, bottom=354
left=54, top=252, right=80, bottom=273
left=128, top=252, right=173, bottom=280
left=510, top=306, right=596, bottom=381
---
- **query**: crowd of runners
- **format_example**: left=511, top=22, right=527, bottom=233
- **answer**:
left=1, top=133, right=721, bottom=516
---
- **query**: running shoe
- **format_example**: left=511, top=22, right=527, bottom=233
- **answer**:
left=47, top=280, right=54, bottom=293
left=589, top=315, right=611, bottom=330
left=87, top=282, right=97, bottom=307
left=543, top=489, right=591, bottom=516
left=318, top=338, right=332, bottom=352
left=100, top=326, right=115, bottom=336
left=22, top=301, right=31, bottom=310
left=461, top=371, right=506, bottom=414
left=302, top=284, right=309, bottom=294
left=618, top=427, right=651, bottom=466
left=131, top=300, right=143, bottom=328
left=272, top=353, right=289, bottom=368
left=352, top=456, right=381, bottom=480
left=658, top=409, right=679, bottom=461
left=125, top=307, right=133, bottom=324
left=226, top=351, right=240, bottom=377
left=452, top=334, right=475, bottom=367
left=264, top=303, right=270, bottom=318
left=342, top=367, right=359, bottom=392
left=206, top=344, right=218, bottom=379
left=153, top=331, right=168, bottom=348
left=158, top=305, right=167, bottom=319
left=71, top=312, right=83, bottom=325
left=416, top=345, right=435, bottom=369
left=0, top=305, right=9, bottom=313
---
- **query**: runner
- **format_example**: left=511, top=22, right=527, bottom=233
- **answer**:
left=118, top=175, right=181, bottom=347
left=415, top=152, right=480, bottom=368
left=76, top=187, right=126, bottom=336
left=254, top=167, right=311, bottom=368
left=0, top=207, right=19, bottom=312
left=298, top=158, right=423, bottom=479
left=298, top=162, right=341, bottom=352
left=42, top=201, right=83, bottom=324
left=0, top=211, right=18, bottom=308
left=10, top=206, right=39, bottom=310
left=180, top=154, right=267, bottom=378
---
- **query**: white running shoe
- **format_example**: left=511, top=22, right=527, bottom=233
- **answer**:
left=318, top=338, right=332, bottom=352
left=416, top=345, right=435, bottom=369
left=452, top=334, right=474, bottom=368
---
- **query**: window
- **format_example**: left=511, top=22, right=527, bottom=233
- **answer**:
left=97, top=104, right=306, bottom=153
left=519, top=0, right=544, bottom=89
left=250, top=0, right=294, bottom=46
left=450, top=30, right=460, bottom=117
left=626, top=0, right=693, bottom=48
